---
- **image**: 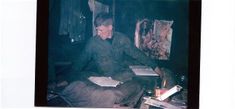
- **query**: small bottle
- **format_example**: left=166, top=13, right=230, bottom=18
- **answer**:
left=155, top=86, right=161, bottom=98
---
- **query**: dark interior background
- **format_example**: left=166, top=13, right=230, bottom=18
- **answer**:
left=48, top=0, right=189, bottom=85
left=114, top=0, right=189, bottom=77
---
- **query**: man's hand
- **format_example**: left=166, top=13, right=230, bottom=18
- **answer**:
left=57, top=80, right=69, bottom=87
left=154, top=67, right=163, bottom=78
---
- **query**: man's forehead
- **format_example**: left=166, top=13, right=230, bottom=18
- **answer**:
left=96, top=25, right=109, bottom=30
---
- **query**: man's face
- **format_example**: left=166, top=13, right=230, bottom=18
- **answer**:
left=96, top=25, right=113, bottom=40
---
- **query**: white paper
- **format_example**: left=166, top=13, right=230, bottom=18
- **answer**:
left=88, top=76, right=121, bottom=87
left=157, top=85, right=182, bottom=101
left=129, top=65, right=159, bottom=76
left=144, top=97, right=181, bottom=109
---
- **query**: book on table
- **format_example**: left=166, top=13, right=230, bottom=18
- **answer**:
left=88, top=76, right=122, bottom=87
left=129, top=65, right=159, bottom=76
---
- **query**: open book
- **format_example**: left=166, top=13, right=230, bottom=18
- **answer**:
left=129, top=65, right=159, bottom=76
left=88, top=76, right=122, bottom=87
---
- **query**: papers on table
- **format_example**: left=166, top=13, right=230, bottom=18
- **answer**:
left=88, top=76, right=122, bottom=87
left=129, top=65, right=159, bottom=76
left=157, top=85, right=183, bottom=101
left=144, top=97, right=181, bottom=109
left=142, top=85, right=184, bottom=109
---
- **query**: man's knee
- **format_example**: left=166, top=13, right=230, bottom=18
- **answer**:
left=91, top=89, right=119, bottom=107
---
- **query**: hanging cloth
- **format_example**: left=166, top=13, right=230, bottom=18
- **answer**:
left=59, top=0, right=86, bottom=42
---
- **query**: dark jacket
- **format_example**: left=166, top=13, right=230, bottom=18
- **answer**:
left=62, top=32, right=158, bottom=107
left=70, top=32, right=158, bottom=81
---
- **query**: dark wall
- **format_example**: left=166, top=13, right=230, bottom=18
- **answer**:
left=48, top=0, right=92, bottom=63
left=114, top=0, right=189, bottom=76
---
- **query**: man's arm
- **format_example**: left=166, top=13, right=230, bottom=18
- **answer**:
left=68, top=40, right=93, bottom=81
left=122, top=36, right=158, bottom=69
left=122, top=36, right=164, bottom=76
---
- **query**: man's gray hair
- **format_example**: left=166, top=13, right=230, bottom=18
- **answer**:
left=94, top=12, right=113, bottom=27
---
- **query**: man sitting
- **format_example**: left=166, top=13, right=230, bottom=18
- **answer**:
left=60, top=12, right=162, bottom=108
